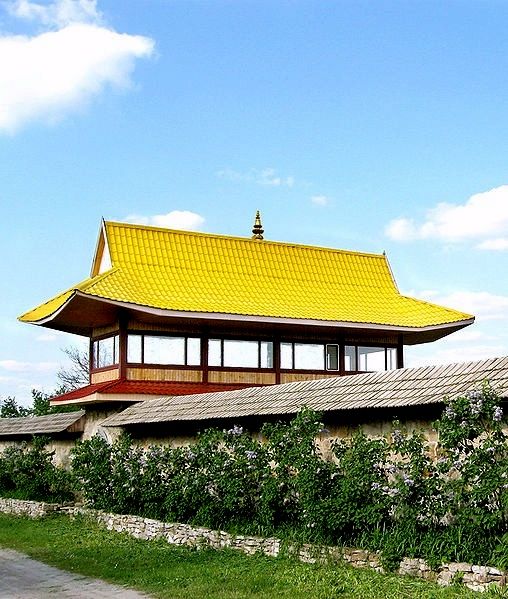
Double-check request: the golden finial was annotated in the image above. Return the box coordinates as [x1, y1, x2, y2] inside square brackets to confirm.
[252, 210, 264, 240]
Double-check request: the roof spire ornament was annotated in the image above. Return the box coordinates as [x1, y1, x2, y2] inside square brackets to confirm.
[252, 210, 264, 240]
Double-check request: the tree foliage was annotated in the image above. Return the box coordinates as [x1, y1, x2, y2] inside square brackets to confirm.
[0, 397, 31, 418]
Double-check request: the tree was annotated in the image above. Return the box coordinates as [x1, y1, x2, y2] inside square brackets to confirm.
[0, 396, 31, 418]
[56, 346, 89, 390]
[30, 388, 78, 415]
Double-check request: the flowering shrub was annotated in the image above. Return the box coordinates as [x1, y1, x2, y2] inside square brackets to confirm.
[68, 383, 507, 567]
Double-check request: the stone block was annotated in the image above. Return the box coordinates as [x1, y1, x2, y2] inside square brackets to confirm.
[448, 562, 472, 573]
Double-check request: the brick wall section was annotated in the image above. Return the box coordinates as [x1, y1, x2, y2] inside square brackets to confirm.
[1, 498, 506, 592]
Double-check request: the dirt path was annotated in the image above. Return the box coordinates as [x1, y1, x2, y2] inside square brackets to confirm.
[0, 547, 152, 598]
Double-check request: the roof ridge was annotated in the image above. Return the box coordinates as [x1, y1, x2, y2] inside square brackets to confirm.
[105, 220, 386, 260]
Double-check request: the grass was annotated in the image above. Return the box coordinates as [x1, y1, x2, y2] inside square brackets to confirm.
[0, 513, 506, 598]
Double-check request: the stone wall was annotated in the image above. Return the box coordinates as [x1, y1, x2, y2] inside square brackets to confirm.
[0, 497, 61, 518]
[1, 498, 506, 592]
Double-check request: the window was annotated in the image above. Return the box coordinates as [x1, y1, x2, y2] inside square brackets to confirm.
[145, 336, 185, 365]
[326, 345, 339, 371]
[208, 339, 222, 367]
[281, 342, 338, 371]
[344, 345, 357, 371]
[127, 334, 201, 366]
[280, 343, 293, 369]
[358, 346, 385, 371]
[127, 334, 142, 363]
[387, 347, 397, 370]
[92, 335, 119, 369]
[208, 339, 274, 368]
[294, 343, 324, 370]
[345, 345, 398, 372]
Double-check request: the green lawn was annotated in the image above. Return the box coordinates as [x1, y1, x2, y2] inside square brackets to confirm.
[0, 513, 504, 599]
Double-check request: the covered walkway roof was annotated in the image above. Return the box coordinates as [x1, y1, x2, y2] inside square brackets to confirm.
[102, 356, 508, 427]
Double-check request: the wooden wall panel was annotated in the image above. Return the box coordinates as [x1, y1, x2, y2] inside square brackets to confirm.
[128, 321, 185, 333]
[344, 335, 398, 345]
[126, 368, 202, 382]
[91, 368, 120, 383]
[92, 323, 119, 337]
[280, 373, 339, 383]
[208, 371, 276, 385]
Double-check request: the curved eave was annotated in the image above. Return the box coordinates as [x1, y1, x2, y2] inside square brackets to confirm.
[26, 290, 475, 343]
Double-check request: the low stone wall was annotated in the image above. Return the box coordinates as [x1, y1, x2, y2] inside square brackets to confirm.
[1, 499, 506, 592]
[63, 507, 507, 592]
[0, 497, 61, 518]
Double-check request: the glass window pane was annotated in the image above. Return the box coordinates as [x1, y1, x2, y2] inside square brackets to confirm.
[345, 346, 356, 371]
[358, 346, 385, 372]
[144, 336, 185, 365]
[127, 335, 142, 363]
[260, 342, 274, 368]
[92, 340, 99, 369]
[294, 343, 324, 370]
[97, 336, 114, 368]
[208, 339, 222, 366]
[223, 340, 259, 367]
[326, 345, 338, 371]
[386, 347, 397, 370]
[187, 338, 201, 366]
[113, 335, 119, 363]
[280, 343, 293, 369]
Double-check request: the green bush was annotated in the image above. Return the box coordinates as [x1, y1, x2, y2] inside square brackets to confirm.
[0, 437, 74, 502]
[70, 384, 508, 569]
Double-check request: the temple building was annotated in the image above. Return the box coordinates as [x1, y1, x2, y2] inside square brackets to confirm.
[19, 214, 474, 408]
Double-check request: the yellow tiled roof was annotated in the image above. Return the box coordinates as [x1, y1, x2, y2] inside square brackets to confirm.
[19, 221, 473, 328]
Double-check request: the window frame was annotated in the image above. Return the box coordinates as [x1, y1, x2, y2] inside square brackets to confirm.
[207, 338, 274, 369]
[344, 344, 398, 373]
[126, 333, 202, 367]
[281, 342, 339, 372]
[91, 334, 120, 371]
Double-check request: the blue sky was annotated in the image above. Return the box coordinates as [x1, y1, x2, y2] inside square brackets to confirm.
[2, 0, 508, 405]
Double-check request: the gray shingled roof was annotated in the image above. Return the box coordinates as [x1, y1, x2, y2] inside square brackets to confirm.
[0, 410, 85, 437]
[102, 357, 508, 427]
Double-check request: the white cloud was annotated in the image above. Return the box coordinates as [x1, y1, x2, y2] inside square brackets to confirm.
[0, 359, 58, 372]
[385, 217, 418, 242]
[36, 333, 58, 342]
[406, 344, 507, 368]
[7, 0, 101, 27]
[257, 168, 294, 187]
[386, 185, 508, 249]
[412, 289, 508, 322]
[217, 167, 294, 188]
[0, 1, 154, 133]
[476, 238, 508, 251]
[311, 195, 330, 207]
[124, 210, 205, 231]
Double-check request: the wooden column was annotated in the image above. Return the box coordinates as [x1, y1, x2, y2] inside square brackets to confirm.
[397, 334, 404, 369]
[118, 312, 128, 380]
